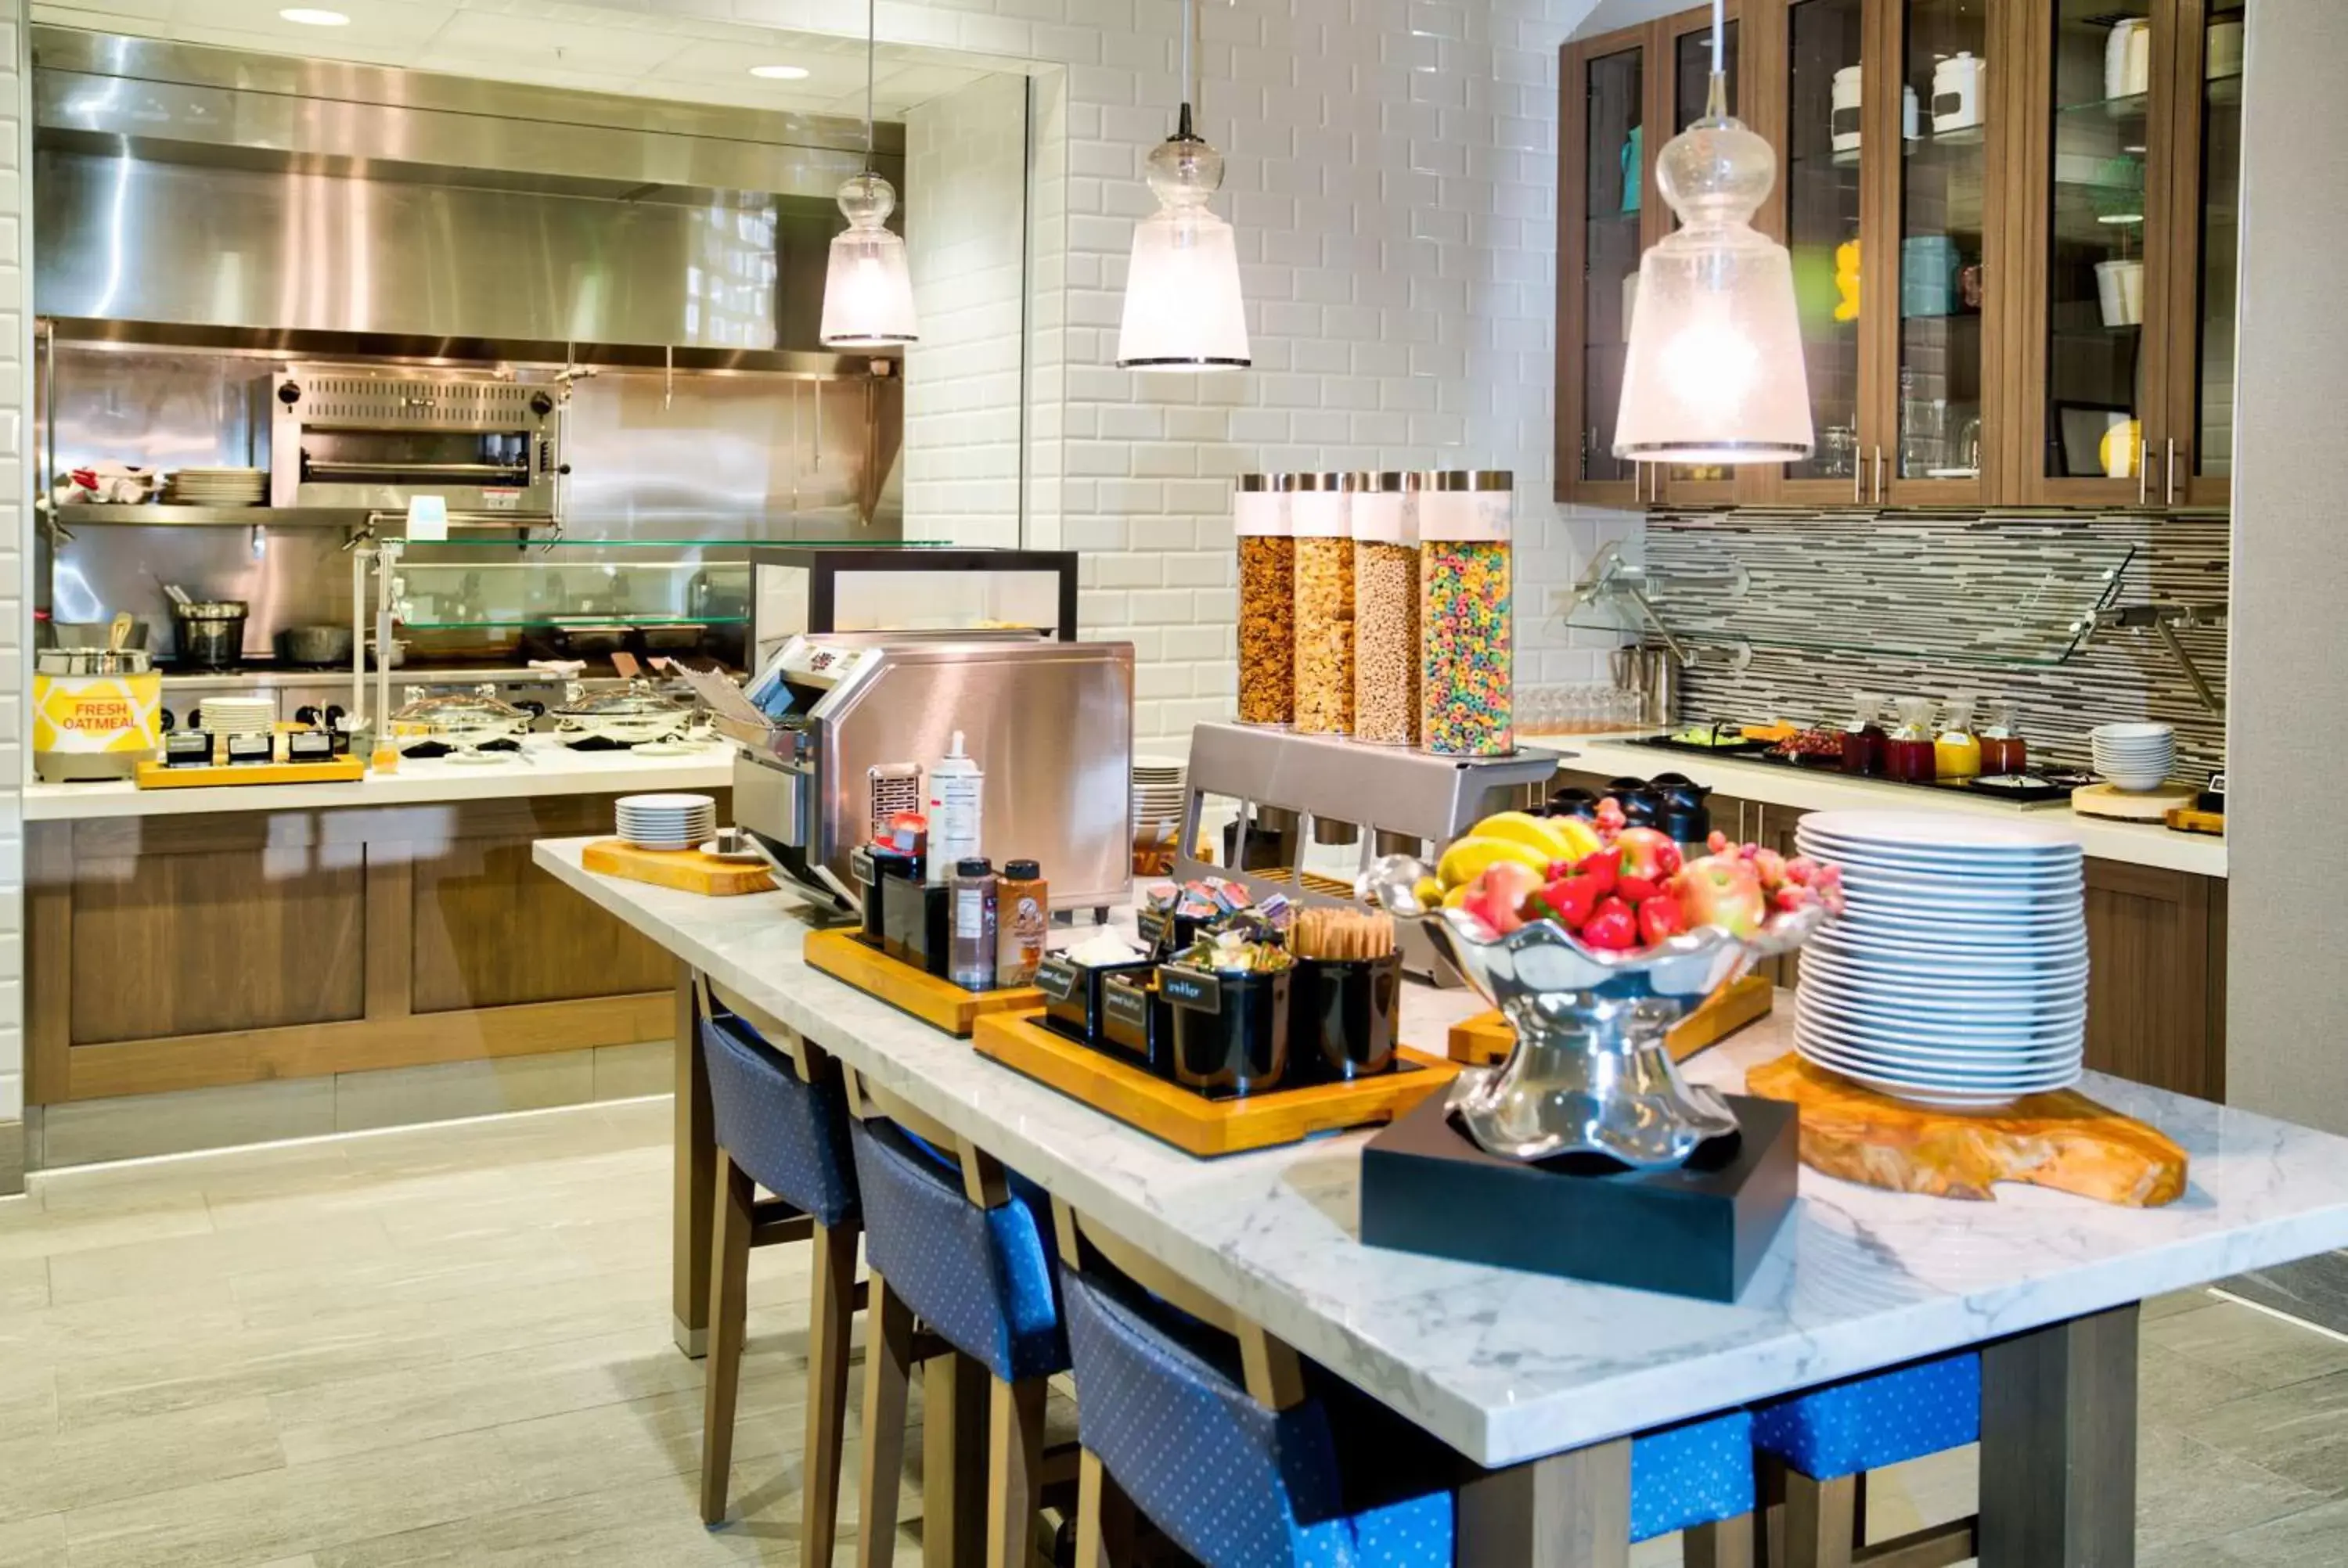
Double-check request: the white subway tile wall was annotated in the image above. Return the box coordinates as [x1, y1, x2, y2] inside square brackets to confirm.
[0, 0, 23, 1159]
[697, 0, 1633, 744]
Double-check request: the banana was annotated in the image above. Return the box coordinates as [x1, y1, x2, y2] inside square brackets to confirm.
[1435, 835, 1552, 889]
[1466, 810, 1605, 867]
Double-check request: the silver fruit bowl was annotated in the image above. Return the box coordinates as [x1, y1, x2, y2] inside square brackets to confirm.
[1362, 853, 1834, 1171]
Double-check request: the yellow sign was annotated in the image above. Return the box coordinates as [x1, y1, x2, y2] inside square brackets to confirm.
[34, 671, 163, 754]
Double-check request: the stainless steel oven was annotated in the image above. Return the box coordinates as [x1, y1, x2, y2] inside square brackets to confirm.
[269, 364, 562, 518]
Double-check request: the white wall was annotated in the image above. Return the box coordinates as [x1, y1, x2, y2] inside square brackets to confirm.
[2225, 0, 2346, 1131]
[0, 0, 25, 1188]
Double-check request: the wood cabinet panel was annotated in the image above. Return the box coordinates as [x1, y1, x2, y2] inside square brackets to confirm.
[2083, 858, 2224, 1100]
[409, 835, 674, 1012]
[68, 843, 366, 1045]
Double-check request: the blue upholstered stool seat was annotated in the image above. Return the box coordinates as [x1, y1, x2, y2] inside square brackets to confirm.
[1753, 1352, 1982, 1480]
[699, 1012, 859, 1228]
[847, 1115, 1069, 1381]
[1061, 1257, 1754, 1568]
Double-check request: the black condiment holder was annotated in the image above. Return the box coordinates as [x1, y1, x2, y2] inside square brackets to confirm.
[1036, 954, 1154, 1045]
[879, 874, 950, 977]
[1289, 953, 1402, 1084]
[1163, 963, 1291, 1099]
[1097, 972, 1176, 1077]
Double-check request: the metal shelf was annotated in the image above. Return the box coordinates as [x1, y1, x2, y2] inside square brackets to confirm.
[52, 503, 367, 527]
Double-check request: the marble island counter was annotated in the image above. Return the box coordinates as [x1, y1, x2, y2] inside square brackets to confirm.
[535, 835, 2348, 1475]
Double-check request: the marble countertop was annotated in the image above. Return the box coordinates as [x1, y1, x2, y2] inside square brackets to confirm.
[26, 738, 733, 820]
[535, 836, 2346, 1467]
[1547, 736, 2227, 879]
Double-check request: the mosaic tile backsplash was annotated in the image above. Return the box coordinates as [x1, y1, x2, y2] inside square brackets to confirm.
[1643, 509, 2227, 786]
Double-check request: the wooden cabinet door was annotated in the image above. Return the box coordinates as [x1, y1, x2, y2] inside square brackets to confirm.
[2004, 0, 2193, 505]
[2159, 0, 2245, 509]
[2082, 858, 2225, 1098]
[1558, 23, 1655, 507]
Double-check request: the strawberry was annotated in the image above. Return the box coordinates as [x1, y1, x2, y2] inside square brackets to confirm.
[1638, 897, 1688, 944]
[1784, 855, 1820, 886]
[1530, 873, 1601, 930]
[1579, 897, 1639, 951]
[1618, 872, 1662, 904]
[1575, 847, 1621, 898]
[1771, 883, 1817, 913]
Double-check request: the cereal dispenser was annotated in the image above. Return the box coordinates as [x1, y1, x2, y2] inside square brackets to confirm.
[1417, 470, 1514, 757]
[1233, 474, 1295, 727]
[1351, 472, 1418, 746]
[1290, 473, 1354, 735]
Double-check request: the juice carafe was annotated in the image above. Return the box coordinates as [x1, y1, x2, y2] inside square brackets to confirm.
[1935, 694, 1982, 782]
[1841, 690, 1887, 776]
[1979, 698, 2027, 776]
[1887, 697, 1939, 783]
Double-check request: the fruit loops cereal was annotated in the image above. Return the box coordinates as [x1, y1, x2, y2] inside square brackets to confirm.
[1421, 539, 1512, 755]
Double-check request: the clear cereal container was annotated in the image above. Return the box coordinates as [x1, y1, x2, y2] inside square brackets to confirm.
[1351, 472, 1418, 746]
[1233, 473, 1295, 727]
[1417, 470, 1514, 757]
[1290, 473, 1355, 735]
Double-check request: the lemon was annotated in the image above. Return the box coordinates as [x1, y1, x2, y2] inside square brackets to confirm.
[1467, 810, 1604, 866]
[1435, 836, 1551, 889]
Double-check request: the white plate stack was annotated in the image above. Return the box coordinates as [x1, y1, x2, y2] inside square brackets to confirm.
[617, 793, 717, 850]
[164, 468, 268, 507]
[1132, 756, 1188, 834]
[1792, 810, 2087, 1109]
[2090, 722, 2175, 791]
[198, 696, 275, 736]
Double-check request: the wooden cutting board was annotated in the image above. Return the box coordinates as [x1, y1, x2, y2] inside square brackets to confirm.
[1745, 1052, 2188, 1206]
[582, 838, 775, 896]
[1446, 973, 1775, 1067]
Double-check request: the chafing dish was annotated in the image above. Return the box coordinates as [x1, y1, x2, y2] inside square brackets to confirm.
[551, 679, 694, 748]
[386, 685, 534, 761]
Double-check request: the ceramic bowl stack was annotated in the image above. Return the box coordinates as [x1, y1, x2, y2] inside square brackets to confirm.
[163, 468, 268, 507]
[2091, 722, 2175, 790]
[1792, 810, 2087, 1109]
[1132, 756, 1188, 833]
[617, 793, 717, 850]
[198, 696, 275, 737]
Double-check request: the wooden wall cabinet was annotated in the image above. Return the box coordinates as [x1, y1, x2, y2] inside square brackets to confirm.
[1559, 0, 2245, 512]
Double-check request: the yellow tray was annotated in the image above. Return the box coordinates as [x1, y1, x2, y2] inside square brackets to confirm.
[804, 926, 1044, 1038]
[135, 757, 366, 789]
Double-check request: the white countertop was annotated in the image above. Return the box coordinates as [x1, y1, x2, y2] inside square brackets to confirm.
[25, 737, 733, 820]
[1545, 735, 2227, 878]
[535, 836, 2346, 1468]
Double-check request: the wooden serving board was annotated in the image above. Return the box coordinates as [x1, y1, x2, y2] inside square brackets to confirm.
[2165, 805, 2225, 836]
[135, 757, 366, 789]
[974, 1009, 1459, 1156]
[582, 838, 775, 897]
[1745, 1052, 2188, 1206]
[1446, 973, 1775, 1067]
[804, 926, 1042, 1038]
[2071, 782, 2194, 821]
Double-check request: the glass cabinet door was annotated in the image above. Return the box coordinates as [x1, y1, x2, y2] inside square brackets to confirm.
[1776, 0, 1869, 497]
[1656, 7, 1741, 500]
[2170, 0, 2242, 506]
[1558, 31, 1648, 502]
[1885, 0, 1992, 497]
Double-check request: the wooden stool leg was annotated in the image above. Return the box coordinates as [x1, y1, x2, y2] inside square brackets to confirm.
[1684, 1513, 1758, 1568]
[924, 1350, 990, 1568]
[986, 1375, 1048, 1568]
[799, 1217, 860, 1564]
[1075, 1449, 1140, 1568]
[1781, 1470, 1859, 1568]
[856, 1274, 918, 1568]
[698, 1153, 754, 1526]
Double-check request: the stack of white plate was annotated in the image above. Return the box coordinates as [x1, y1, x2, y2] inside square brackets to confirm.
[1132, 756, 1188, 832]
[617, 793, 717, 850]
[199, 696, 275, 735]
[2091, 722, 2174, 791]
[164, 467, 267, 507]
[1792, 810, 2087, 1109]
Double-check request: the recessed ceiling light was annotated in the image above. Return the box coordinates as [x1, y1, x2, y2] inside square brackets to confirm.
[749, 63, 810, 80]
[279, 7, 351, 23]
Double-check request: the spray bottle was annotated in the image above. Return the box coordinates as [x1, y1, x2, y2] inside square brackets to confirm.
[930, 729, 985, 881]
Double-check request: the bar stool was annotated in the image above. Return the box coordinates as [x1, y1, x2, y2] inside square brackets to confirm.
[693, 978, 864, 1563]
[844, 1066, 1073, 1568]
[1053, 1198, 1759, 1568]
[1752, 1352, 1982, 1568]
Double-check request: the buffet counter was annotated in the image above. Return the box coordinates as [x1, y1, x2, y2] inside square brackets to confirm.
[1552, 736, 2227, 878]
[532, 835, 2348, 1533]
[23, 735, 732, 820]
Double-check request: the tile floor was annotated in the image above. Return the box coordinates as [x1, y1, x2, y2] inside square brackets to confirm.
[0, 1098, 2339, 1566]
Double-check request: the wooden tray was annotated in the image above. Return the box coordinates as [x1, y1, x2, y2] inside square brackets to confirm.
[582, 838, 775, 897]
[974, 1009, 1459, 1156]
[804, 926, 1043, 1038]
[135, 757, 366, 789]
[1745, 1052, 2188, 1205]
[1446, 973, 1775, 1067]
[2071, 782, 2194, 821]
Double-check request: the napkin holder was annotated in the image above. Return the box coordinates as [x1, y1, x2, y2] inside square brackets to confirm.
[1359, 1091, 1798, 1301]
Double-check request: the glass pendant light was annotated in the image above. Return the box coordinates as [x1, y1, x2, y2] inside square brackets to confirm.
[1115, 0, 1249, 370]
[1614, 0, 1810, 465]
[819, 0, 917, 347]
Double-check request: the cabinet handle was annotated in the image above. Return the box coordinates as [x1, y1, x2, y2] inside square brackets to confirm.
[1853, 448, 1864, 504]
[2166, 437, 2179, 508]
[2137, 436, 2149, 506]
[1873, 445, 1885, 505]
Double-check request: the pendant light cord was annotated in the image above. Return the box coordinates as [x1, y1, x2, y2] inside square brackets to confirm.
[1712, 0, 1724, 74]
[1176, 0, 1197, 141]
[863, 0, 877, 174]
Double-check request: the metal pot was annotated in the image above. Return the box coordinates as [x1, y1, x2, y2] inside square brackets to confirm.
[37, 646, 153, 676]
[366, 638, 408, 669]
[275, 624, 355, 667]
[49, 619, 150, 650]
[171, 600, 249, 670]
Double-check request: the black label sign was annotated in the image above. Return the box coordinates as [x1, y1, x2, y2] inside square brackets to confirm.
[165, 730, 212, 765]
[849, 844, 876, 887]
[1135, 909, 1170, 955]
[286, 729, 333, 762]
[225, 732, 273, 764]
[1033, 955, 1081, 1005]
[1100, 980, 1151, 1050]
[1158, 965, 1222, 1014]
